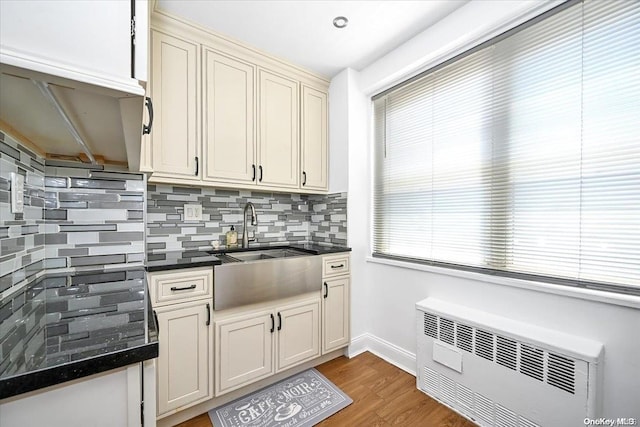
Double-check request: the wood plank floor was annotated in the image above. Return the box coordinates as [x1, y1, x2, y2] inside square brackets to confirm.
[176, 351, 476, 427]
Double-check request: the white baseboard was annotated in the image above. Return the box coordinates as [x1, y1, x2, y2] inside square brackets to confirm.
[348, 333, 417, 376]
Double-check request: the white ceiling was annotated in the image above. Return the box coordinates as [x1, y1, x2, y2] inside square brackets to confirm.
[156, 0, 468, 78]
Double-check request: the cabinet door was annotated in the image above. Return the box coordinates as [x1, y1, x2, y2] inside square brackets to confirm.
[203, 49, 256, 184]
[322, 277, 350, 353]
[216, 311, 274, 395]
[276, 299, 320, 372]
[151, 30, 200, 179]
[0, 0, 134, 88]
[258, 70, 299, 188]
[301, 86, 328, 191]
[156, 301, 212, 416]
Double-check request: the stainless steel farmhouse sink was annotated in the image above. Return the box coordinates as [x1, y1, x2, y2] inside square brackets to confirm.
[222, 248, 311, 262]
[210, 248, 321, 310]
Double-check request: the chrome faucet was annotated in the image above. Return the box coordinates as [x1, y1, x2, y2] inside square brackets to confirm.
[242, 202, 258, 248]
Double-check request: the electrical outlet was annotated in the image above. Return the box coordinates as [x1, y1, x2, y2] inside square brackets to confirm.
[184, 204, 203, 221]
[10, 172, 24, 214]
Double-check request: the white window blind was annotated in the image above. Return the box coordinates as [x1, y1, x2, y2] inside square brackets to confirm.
[373, 0, 640, 292]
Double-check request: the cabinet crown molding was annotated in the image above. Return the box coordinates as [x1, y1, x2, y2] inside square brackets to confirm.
[150, 8, 329, 90]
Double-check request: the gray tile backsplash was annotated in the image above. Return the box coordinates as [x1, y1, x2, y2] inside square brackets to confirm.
[2, 133, 347, 298]
[0, 132, 46, 296]
[43, 167, 145, 271]
[1, 133, 145, 298]
[308, 193, 348, 245]
[147, 184, 347, 253]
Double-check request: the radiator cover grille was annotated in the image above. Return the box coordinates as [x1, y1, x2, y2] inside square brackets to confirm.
[423, 313, 577, 395]
[417, 301, 601, 427]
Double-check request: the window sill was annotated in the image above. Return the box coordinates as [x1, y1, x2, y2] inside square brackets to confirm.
[365, 256, 640, 310]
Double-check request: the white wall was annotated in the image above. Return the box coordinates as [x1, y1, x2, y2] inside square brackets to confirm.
[328, 69, 349, 194]
[336, 0, 640, 419]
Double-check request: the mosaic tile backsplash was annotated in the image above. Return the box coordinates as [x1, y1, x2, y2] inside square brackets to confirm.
[0, 132, 46, 296]
[2, 132, 347, 298]
[0, 269, 147, 377]
[147, 184, 347, 253]
[43, 167, 146, 271]
[1, 133, 146, 298]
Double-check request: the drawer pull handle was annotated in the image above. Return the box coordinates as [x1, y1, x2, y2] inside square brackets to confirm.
[324, 282, 328, 299]
[270, 313, 275, 333]
[206, 303, 211, 326]
[330, 264, 345, 269]
[277, 312, 282, 331]
[170, 284, 197, 292]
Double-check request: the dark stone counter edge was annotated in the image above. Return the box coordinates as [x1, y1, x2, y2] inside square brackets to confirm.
[146, 258, 222, 272]
[145, 245, 351, 272]
[0, 341, 158, 400]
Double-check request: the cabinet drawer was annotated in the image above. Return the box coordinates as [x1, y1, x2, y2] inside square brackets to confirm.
[322, 254, 350, 277]
[149, 267, 213, 306]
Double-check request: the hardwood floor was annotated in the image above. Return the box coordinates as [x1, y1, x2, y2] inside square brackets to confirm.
[176, 351, 476, 427]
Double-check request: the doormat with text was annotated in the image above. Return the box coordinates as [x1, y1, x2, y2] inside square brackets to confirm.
[209, 368, 352, 427]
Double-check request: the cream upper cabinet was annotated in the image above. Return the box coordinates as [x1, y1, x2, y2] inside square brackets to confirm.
[203, 48, 256, 184]
[150, 30, 201, 180]
[276, 299, 320, 372]
[147, 12, 329, 193]
[258, 69, 299, 188]
[215, 311, 274, 395]
[155, 300, 213, 417]
[301, 86, 328, 191]
[0, 0, 147, 92]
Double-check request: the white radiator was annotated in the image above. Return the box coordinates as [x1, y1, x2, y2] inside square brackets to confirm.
[416, 298, 603, 427]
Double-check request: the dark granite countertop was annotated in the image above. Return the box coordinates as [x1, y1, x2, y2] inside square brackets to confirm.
[145, 243, 350, 272]
[287, 243, 352, 255]
[146, 250, 223, 272]
[0, 268, 158, 399]
[208, 242, 351, 256]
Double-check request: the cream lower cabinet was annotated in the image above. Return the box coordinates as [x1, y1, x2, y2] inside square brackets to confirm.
[322, 277, 350, 353]
[321, 254, 351, 354]
[148, 267, 214, 419]
[277, 299, 320, 371]
[215, 296, 320, 396]
[155, 301, 213, 416]
[215, 310, 274, 395]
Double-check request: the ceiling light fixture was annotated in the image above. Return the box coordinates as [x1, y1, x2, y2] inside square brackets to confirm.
[333, 16, 348, 29]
